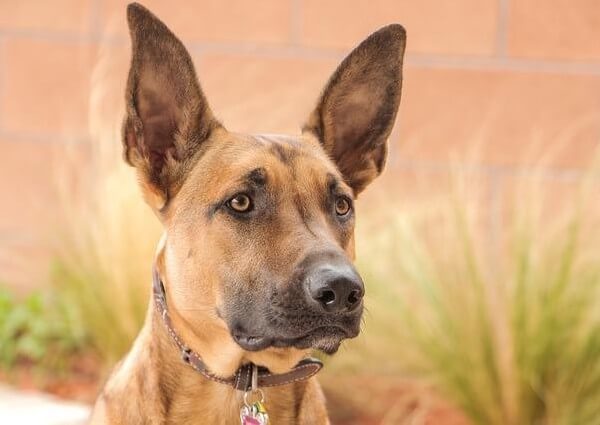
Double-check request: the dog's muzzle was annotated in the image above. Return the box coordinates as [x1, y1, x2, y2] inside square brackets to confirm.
[229, 251, 365, 354]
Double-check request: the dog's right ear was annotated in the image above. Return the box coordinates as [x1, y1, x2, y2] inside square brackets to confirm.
[303, 25, 405, 196]
[123, 3, 220, 211]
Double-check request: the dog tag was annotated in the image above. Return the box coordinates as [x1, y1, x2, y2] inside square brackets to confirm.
[240, 401, 269, 425]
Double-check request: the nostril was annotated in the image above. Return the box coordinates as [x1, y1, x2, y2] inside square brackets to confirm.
[347, 289, 362, 308]
[316, 288, 337, 306]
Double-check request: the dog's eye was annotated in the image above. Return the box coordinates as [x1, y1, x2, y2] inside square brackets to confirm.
[334, 196, 352, 216]
[227, 194, 253, 213]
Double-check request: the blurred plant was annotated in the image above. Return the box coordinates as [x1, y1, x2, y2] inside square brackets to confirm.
[49, 46, 161, 365]
[336, 162, 600, 425]
[0, 286, 84, 371]
[49, 130, 160, 365]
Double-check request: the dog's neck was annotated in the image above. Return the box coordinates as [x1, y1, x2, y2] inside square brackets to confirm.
[149, 306, 244, 423]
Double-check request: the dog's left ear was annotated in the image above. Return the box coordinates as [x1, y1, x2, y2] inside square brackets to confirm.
[123, 3, 221, 211]
[303, 25, 406, 195]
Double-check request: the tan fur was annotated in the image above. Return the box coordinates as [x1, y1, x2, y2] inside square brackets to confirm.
[91, 3, 405, 424]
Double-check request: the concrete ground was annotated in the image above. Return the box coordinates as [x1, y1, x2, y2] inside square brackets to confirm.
[0, 385, 90, 425]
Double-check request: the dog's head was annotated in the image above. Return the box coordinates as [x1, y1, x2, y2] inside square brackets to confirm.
[123, 3, 405, 375]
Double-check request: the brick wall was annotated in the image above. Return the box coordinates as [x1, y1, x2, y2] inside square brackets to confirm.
[1, 0, 599, 289]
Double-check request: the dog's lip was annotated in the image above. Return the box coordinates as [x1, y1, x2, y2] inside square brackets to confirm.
[232, 325, 355, 353]
[273, 326, 350, 353]
[232, 333, 272, 351]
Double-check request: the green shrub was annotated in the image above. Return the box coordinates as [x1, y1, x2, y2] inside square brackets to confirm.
[0, 286, 83, 371]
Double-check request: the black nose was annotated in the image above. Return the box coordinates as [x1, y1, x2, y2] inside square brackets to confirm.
[305, 259, 364, 313]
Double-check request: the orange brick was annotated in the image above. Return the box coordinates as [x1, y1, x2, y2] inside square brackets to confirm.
[0, 139, 59, 291]
[0, 139, 99, 292]
[0, 39, 96, 138]
[0, 241, 53, 294]
[195, 53, 338, 134]
[507, 0, 600, 61]
[395, 67, 600, 168]
[0, 0, 91, 34]
[300, 0, 498, 55]
[0, 140, 60, 235]
[99, 0, 291, 44]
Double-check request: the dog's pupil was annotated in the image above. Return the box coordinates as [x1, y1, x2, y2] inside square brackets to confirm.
[336, 198, 349, 215]
[233, 195, 249, 211]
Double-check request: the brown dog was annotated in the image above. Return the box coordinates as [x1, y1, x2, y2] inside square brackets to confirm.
[90, 3, 405, 424]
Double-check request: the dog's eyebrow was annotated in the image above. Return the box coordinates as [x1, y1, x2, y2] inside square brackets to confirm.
[245, 167, 267, 187]
[269, 143, 297, 165]
[205, 168, 267, 220]
[327, 173, 354, 199]
[327, 173, 343, 193]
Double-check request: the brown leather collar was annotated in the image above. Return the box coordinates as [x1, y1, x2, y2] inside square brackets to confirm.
[152, 267, 323, 392]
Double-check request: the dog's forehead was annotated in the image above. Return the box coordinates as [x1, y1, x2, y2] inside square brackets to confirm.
[181, 131, 344, 203]
[248, 133, 343, 183]
[252, 133, 320, 160]
[212, 132, 339, 176]
[253, 133, 303, 146]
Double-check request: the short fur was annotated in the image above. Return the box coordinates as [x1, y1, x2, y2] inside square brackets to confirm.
[90, 3, 405, 424]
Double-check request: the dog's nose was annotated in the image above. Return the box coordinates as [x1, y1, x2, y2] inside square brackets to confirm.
[305, 260, 364, 313]
[309, 274, 364, 312]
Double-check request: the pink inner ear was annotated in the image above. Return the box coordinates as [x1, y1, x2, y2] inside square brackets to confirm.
[136, 74, 181, 160]
[143, 114, 176, 149]
[126, 125, 138, 152]
[331, 84, 380, 154]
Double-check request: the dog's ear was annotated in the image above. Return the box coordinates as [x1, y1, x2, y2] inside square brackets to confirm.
[303, 25, 406, 195]
[123, 3, 221, 210]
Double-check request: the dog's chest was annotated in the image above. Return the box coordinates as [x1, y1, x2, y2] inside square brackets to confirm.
[166, 385, 298, 425]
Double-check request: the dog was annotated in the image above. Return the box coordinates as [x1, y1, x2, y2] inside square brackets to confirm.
[90, 3, 405, 424]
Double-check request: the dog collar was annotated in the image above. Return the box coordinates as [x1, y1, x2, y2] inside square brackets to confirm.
[152, 266, 323, 392]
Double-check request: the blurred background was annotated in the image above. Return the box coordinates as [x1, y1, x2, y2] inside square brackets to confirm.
[0, 1, 599, 424]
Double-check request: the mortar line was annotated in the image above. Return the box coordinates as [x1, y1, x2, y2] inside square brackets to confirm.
[188, 42, 600, 76]
[391, 157, 591, 182]
[0, 232, 39, 245]
[3, 26, 600, 76]
[405, 54, 600, 76]
[0, 129, 90, 145]
[0, 28, 123, 45]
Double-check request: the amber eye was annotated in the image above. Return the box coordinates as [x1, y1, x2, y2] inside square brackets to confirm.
[334, 196, 352, 216]
[227, 194, 253, 213]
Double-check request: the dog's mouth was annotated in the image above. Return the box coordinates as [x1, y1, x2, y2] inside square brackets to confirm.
[232, 326, 356, 354]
